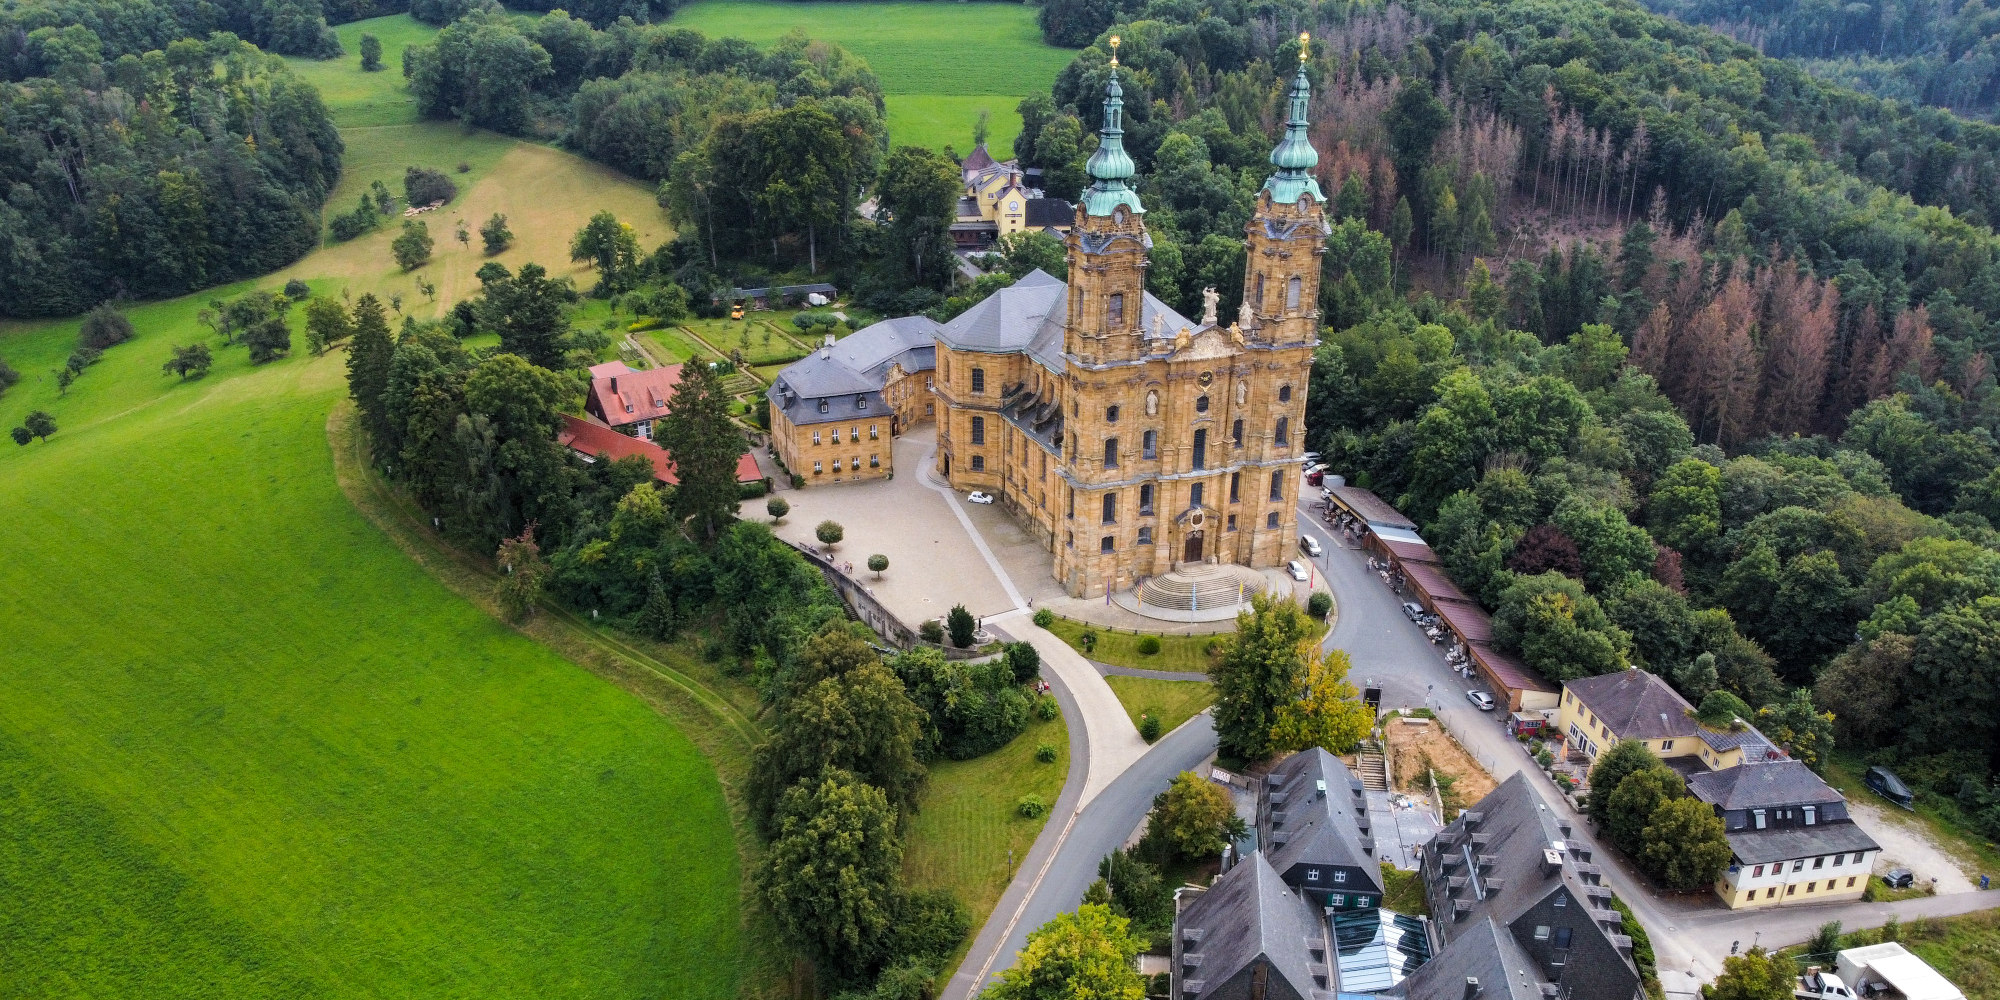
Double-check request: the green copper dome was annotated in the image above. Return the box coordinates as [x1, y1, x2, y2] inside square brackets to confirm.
[1263, 62, 1325, 205]
[1082, 65, 1144, 218]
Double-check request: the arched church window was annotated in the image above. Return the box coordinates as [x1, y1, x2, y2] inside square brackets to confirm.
[1287, 275, 1302, 311]
[1142, 430, 1157, 459]
[1195, 395, 1209, 413]
[1109, 293, 1125, 327]
[1275, 416, 1289, 446]
[1254, 274, 1265, 309]
[1279, 384, 1293, 403]
[1104, 438, 1119, 467]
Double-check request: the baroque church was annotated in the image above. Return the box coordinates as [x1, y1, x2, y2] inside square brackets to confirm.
[768, 39, 1327, 599]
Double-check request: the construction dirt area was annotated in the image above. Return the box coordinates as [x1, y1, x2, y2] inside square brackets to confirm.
[1385, 717, 1497, 819]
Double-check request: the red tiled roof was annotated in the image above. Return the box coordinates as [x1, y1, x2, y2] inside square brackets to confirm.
[558, 415, 762, 485]
[1469, 643, 1558, 695]
[1379, 537, 1438, 565]
[589, 363, 683, 429]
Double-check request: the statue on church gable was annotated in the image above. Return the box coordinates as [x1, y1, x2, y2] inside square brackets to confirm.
[1200, 286, 1219, 326]
[1151, 310, 1163, 342]
[1237, 298, 1255, 332]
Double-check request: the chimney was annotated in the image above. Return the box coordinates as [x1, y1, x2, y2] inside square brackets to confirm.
[1465, 978, 1482, 1000]
[609, 376, 619, 394]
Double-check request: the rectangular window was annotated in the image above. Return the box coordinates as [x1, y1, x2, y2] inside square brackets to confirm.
[1192, 429, 1206, 470]
[870, 425, 879, 440]
[813, 461, 822, 474]
[1661, 740, 1674, 750]
[1138, 527, 1153, 545]
[1753, 865, 1765, 878]
[1804, 806, 1817, 826]
[870, 454, 880, 468]
[1307, 869, 1321, 882]
[1333, 871, 1347, 883]
[971, 417, 985, 445]
[1553, 927, 1572, 949]
[1787, 884, 1797, 895]
[1847, 877, 1857, 888]
[1104, 438, 1119, 468]
[1832, 854, 1844, 866]
[1355, 897, 1371, 908]
[831, 428, 842, 444]
[813, 431, 821, 445]
[1100, 535, 1114, 554]
[1139, 484, 1153, 515]
[971, 368, 985, 394]
[971, 455, 985, 471]
[1227, 514, 1237, 531]
[1806, 882, 1816, 893]
[1102, 494, 1117, 524]
[1191, 484, 1204, 508]
[1230, 473, 1240, 503]
[1108, 292, 1124, 327]
[1792, 860, 1805, 872]
[1813, 857, 1825, 869]
[850, 427, 858, 441]
[1270, 471, 1284, 501]
[1534, 926, 1551, 941]
[1768, 888, 1779, 899]
[832, 459, 842, 472]
[1329, 894, 1344, 907]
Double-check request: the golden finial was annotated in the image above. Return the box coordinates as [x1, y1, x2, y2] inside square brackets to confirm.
[1109, 34, 1120, 66]
[1299, 32, 1310, 61]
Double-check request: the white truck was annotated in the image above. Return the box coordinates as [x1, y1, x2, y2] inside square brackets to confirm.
[1796, 967, 1855, 1000]
[1797, 944, 1967, 1000]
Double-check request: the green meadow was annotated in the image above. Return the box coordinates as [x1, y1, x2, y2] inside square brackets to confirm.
[670, 0, 1078, 153]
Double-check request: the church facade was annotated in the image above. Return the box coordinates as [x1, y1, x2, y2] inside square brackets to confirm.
[768, 41, 1328, 599]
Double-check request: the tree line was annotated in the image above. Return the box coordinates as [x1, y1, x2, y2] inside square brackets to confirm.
[0, 32, 343, 317]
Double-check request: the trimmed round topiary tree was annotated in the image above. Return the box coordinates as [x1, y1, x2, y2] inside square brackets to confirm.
[1032, 607, 1056, 628]
[867, 554, 888, 578]
[816, 519, 843, 550]
[1308, 591, 1333, 619]
[766, 496, 789, 523]
[1140, 714, 1163, 743]
[1136, 635, 1162, 655]
[1017, 794, 1048, 818]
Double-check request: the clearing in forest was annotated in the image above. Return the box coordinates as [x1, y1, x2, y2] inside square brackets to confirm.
[670, 0, 1078, 153]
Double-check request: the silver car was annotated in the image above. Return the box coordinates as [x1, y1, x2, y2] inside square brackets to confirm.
[1286, 560, 1310, 582]
[1466, 690, 1496, 711]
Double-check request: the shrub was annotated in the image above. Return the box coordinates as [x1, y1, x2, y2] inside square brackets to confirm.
[1033, 607, 1056, 628]
[404, 165, 457, 207]
[1136, 635, 1162, 655]
[1017, 794, 1048, 818]
[1078, 630, 1098, 653]
[947, 604, 976, 648]
[1035, 743, 1058, 763]
[1036, 694, 1059, 720]
[456, 161, 471, 173]
[920, 619, 945, 644]
[1140, 715, 1163, 742]
[78, 303, 135, 350]
[1204, 638, 1226, 656]
[282, 278, 311, 300]
[1005, 641, 1041, 684]
[1307, 591, 1333, 619]
[359, 32, 382, 70]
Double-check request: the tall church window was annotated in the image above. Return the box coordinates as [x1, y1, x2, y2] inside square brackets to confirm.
[971, 368, 986, 394]
[1139, 484, 1154, 515]
[1287, 275, 1302, 311]
[1193, 429, 1207, 470]
[1275, 416, 1289, 446]
[971, 416, 985, 445]
[1254, 274, 1265, 310]
[1104, 438, 1119, 467]
[1230, 472, 1240, 503]
[1142, 430, 1157, 459]
[1270, 470, 1284, 501]
[1232, 419, 1243, 446]
[1102, 494, 1117, 523]
[1109, 293, 1125, 327]
[1191, 483, 1204, 507]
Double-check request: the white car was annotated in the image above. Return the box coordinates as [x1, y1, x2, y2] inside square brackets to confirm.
[1466, 690, 1497, 711]
[1286, 560, 1310, 582]
[967, 491, 995, 505]
[1299, 535, 1323, 557]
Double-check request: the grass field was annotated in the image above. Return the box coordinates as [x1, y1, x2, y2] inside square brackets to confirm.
[1782, 910, 2000, 998]
[1103, 676, 1215, 736]
[669, 0, 1077, 152]
[0, 304, 741, 998]
[1044, 617, 1226, 673]
[288, 15, 436, 127]
[904, 711, 1069, 969]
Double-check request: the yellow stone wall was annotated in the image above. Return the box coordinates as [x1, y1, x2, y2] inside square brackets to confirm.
[770, 408, 895, 484]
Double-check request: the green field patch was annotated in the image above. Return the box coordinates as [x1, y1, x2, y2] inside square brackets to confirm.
[1044, 617, 1227, 673]
[904, 711, 1069, 971]
[638, 328, 713, 365]
[669, 0, 1075, 152]
[285, 15, 439, 128]
[1103, 675, 1215, 736]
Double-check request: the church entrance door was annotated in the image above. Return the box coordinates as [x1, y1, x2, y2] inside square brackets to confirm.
[1183, 530, 1204, 563]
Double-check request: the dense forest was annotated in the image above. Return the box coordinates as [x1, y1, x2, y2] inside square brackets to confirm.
[1638, 0, 2000, 121]
[0, 32, 342, 316]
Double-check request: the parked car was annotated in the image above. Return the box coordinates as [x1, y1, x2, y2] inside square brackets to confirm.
[967, 491, 995, 505]
[1466, 690, 1497, 711]
[1402, 602, 1425, 621]
[1884, 867, 1916, 889]
[1286, 560, 1310, 582]
[1864, 765, 1916, 809]
[1302, 451, 1321, 465]
[1299, 534, 1323, 557]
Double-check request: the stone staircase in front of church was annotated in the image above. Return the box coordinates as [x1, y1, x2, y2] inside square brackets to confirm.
[1136, 562, 1268, 613]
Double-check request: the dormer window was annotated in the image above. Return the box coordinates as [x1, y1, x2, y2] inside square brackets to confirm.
[818, 400, 829, 414]
[857, 396, 868, 410]
[1333, 870, 1347, 883]
[1307, 869, 1321, 882]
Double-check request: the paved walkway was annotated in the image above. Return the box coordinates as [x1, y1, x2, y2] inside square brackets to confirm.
[1091, 660, 1210, 682]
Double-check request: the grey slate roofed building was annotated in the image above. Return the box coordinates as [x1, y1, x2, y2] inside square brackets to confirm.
[1260, 748, 1384, 910]
[1563, 669, 1698, 742]
[936, 268, 1197, 374]
[1686, 758, 1881, 870]
[1175, 851, 1332, 1000]
[1419, 774, 1642, 1000]
[1025, 197, 1075, 227]
[1390, 916, 1551, 1000]
[767, 316, 940, 427]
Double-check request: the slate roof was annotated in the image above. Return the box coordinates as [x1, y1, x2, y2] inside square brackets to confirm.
[1025, 197, 1074, 227]
[1686, 760, 1842, 811]
[936, 268, 1198, 374]
[1724, 823, 1882, 865]
[768, 316, 940, 427]
[588, 362, 682, 428]
[1264, 748, 1379, 886]
[1564, 669, 1697, 742]
[1391, 916, 1547, 1000]
[1177, 852, 1327, 1000]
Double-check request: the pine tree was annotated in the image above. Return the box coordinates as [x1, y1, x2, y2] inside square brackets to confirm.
[346, 293, 397, 457]
[659, 360, 744, 543]
[637, 567, 676, 640]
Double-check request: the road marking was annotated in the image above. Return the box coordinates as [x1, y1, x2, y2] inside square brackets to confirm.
[962, 804, 1085, 999]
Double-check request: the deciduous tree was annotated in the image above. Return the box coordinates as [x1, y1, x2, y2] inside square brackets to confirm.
[1211, 594, 1316, 761]
[757, 767, 903, 983]
[1269, 648, 1376, 754]
[985, 904, 1145, 1000]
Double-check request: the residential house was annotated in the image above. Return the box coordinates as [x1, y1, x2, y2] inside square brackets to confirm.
[1555, 668, 1777, 772]
[1173, 851, 1332, 1000]
[1687, 760, 1880, 908]
[1418, 774, 1643, 1000]
[1260, 748, 1385, 911]
[1388, 916, 1551, 1000]
[585, 361, 680, 441]
[950, 142, 1075, 250]
[557, 414, 764, 487]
